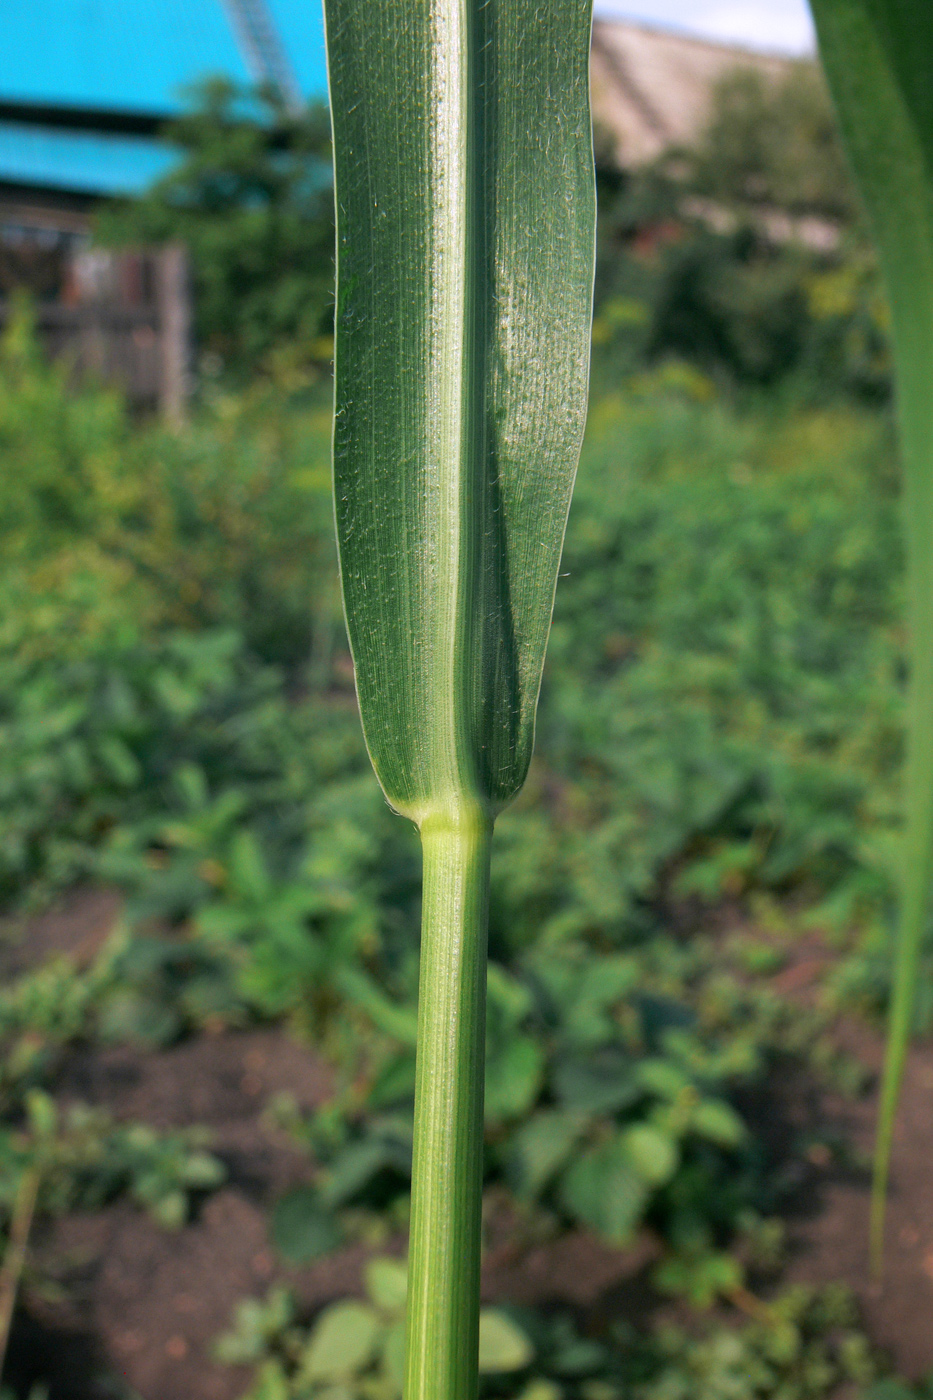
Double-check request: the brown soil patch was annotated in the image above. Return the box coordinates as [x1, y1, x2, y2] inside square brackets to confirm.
[0, 889, 121, 978]
[782, 1019, 933, 1379]
[18, 1025, 344, 1400]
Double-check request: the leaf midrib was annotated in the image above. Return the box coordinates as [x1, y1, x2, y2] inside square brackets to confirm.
[424, 0, 487, 825]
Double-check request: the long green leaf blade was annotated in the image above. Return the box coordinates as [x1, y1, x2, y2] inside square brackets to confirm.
[809, 0, 933, 1265]
[324, 0, 596, 826]
[324, 3, 595, 1395]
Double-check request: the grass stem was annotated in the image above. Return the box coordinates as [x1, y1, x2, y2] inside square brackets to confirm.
[0, 1166, 39, 1382]
[404, 807, 493, 1400]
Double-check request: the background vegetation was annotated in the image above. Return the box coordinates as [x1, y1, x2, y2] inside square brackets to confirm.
[95, 80, 335, 375]
[0, 56, 927, 1400]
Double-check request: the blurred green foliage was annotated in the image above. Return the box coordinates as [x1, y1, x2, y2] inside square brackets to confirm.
[540, 391, 901, 927]
[0, 299, 913, 1390]
[0, 1088, 224, 1232]
[270, 939, 789, 1288]
[215, 1256, 536, 1399]
[593, 64, 889, 399]
[677, 64, 855, 219]
[216, 1272, 900, 1400]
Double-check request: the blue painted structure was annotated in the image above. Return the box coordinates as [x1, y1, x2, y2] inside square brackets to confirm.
[0, 0, 328, 199]
[0, 124, 178, 198]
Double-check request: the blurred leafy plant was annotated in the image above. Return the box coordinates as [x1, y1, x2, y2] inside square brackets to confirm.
[681, 64, 856, 220]
[217, 1274, 894, 1400]
[0, 1089, 224, 1232]
[216, 1257, 535, 1400]
[0, 316, 914, 1348]
[592, 62, 889, 401]
[268, 944, 802, 1304]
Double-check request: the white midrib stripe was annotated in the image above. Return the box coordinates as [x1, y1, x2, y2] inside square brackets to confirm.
[425, 0, 478, 820]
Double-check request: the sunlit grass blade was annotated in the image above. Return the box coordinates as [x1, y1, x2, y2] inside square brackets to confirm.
[323, 0, 596, 1393]
[809, 0, 933, 1268]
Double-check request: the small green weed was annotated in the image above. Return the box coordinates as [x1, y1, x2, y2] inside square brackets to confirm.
[216, 1257, 534, 1400]
[217, 1269, 900, 1400]
[0, 1089, 224, 1232]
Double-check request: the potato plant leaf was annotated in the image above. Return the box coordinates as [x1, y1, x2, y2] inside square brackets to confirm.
[809, 0, 933, 1265]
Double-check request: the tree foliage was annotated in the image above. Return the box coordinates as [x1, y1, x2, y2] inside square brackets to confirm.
[683, 63, 858, 221]
[592, 61, 888, 399]
[95, 80, 334, 374]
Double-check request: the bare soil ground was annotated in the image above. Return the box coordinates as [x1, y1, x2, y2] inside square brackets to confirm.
[2, 894, 933, 1399]
[784, 1017, 933, 1378]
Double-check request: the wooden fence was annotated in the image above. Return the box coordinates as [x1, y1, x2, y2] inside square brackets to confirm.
[0, 244, 191, 422]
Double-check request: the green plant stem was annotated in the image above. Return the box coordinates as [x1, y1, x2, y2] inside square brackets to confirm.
[405, 807, 493, 1400]
[0, 1167, 39, 1380]
[870, 293, 933, 1271]
[807, 0, 933, 1272]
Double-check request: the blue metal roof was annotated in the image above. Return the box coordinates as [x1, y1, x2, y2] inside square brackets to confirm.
[0, 0, 328, 116]
[0, 1, 328, 199]
[0, 122, 176, 196]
